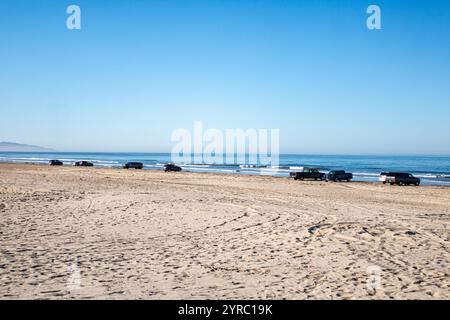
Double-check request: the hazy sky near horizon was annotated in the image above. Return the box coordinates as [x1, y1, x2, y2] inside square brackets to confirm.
[0, 0, 449, 154]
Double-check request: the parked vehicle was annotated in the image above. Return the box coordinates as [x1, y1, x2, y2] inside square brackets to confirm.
[382, 172, 420, 186]
[123, 162, 144, 169]
[326, 170, 353, 182]
[49, 160, 63, 166]
[74, 161, 94, 167]
[379, 172, 390, 183]
[291, 168, 325, 181]
[164, 164, 182, 172]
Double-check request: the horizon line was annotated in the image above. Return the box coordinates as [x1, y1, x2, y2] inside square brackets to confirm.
[1, 150, 450, 158]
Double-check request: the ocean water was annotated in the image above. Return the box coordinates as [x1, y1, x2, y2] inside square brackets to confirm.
[1, 152, 450, 186]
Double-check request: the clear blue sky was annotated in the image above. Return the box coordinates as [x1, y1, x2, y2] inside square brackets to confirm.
[0, 0, 449, 154]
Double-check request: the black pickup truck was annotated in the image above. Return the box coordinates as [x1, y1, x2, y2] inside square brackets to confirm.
[326, 170, 353, 182]
[74, 161, 94, 167]
[291, 168, 325, 181]
[49, 160, 63, 166]
[380, 172, 420, 186]
[164, 164, 182, 172]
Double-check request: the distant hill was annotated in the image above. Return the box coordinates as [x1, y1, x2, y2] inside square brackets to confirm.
[0, 142, 54, 152]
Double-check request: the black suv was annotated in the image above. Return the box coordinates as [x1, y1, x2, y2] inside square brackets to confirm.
[291, 168, 325, 181]
[74, 161, 94, 167]
[164, 164, 182, 172]
[382, 172, 420, 186]
[124, 162, 144, 169]
[326, 170, 353, 182]
[49, 160, 63, 166]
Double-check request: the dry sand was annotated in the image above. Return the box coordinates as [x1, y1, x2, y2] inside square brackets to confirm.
[0, 163, 449, 299]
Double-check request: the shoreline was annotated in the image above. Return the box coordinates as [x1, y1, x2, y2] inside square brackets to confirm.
[0, 161, 449, 188]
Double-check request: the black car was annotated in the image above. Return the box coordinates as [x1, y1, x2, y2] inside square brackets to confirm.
[326, 170, 353, 182]
[49, 160, 63, 166]
[124, 162, 144, 169]
[164, 164, 182, 172]
[74, 161, 94, 167]
[291, 168, 325, 181]
[383, 172, 420, 186]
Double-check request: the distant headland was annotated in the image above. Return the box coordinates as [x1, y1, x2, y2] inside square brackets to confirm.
[0, 142, 54, 152]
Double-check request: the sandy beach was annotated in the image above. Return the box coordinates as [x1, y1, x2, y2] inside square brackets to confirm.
[0, 163, 449, 299]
